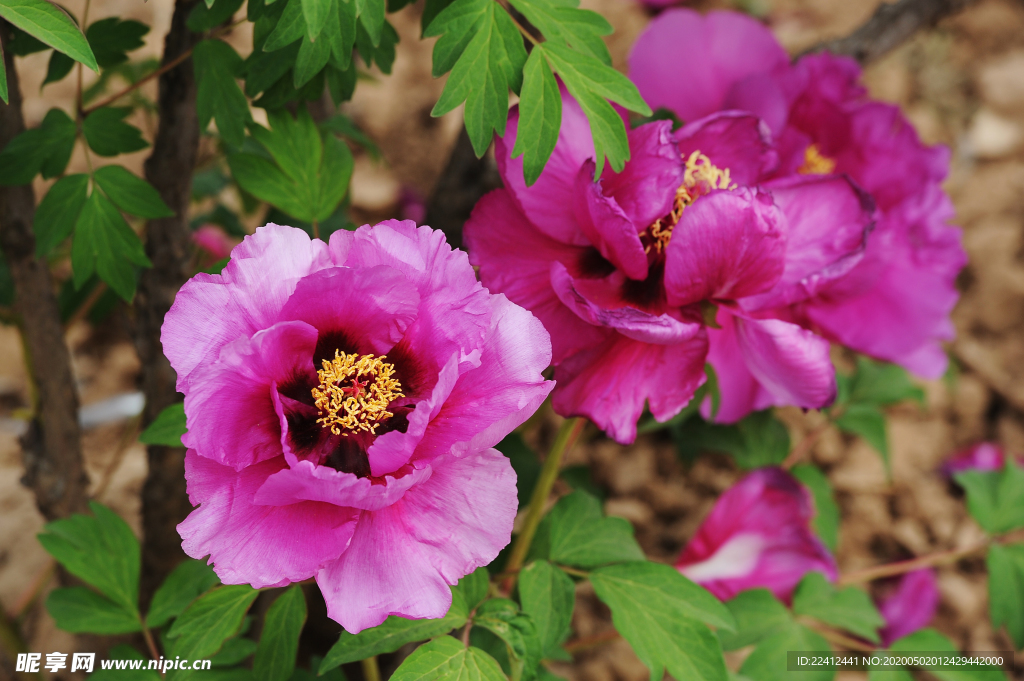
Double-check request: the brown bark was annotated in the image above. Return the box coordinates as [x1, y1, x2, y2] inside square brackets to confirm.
[134, 0, 203, 604]
[0, 21, 87, 521]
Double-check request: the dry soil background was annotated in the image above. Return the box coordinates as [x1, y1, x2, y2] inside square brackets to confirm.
[1, 0, 1024, 679]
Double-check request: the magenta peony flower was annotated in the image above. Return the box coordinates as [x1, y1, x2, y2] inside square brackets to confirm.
[942, 442, 1023, 476]
[192, 224, 234, 262]
[162, 222, 553, 633]
[465, 86, 873, 439]
[630, 9, 966, 384]
[876, 569, 939, 646]
[675, 467, 837, 602]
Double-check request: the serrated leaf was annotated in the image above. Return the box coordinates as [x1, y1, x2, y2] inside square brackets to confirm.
[835, 403, 889, 469]
[792, 572, 884, 643]
[473, 599, 542, 681]
[518, 560, 574, 659]
[591, 562, 730, 681]
[674, 409, 790, 470]
[38, 502, 140, 614]
[717, 589, 792, 651]
[167, 585, 259, 659]
[146, 558, 220, 629]
[532, 490, 644, 569]
[194, 39, 250, 149]
[254, 586, 306, 681]
[455, 567, 490, 613]
[356, 0, 384, 46]
[0, 0, 98, 71]
[188, 0, 244, 32]
[0, 107, 76, 184]
[390, 637, 507, 681]
[33, 173, 88, 256]
[427, 0, 526, 157]
[506, 0, 611, 63]
[955, 461, 1024, 534]
[740, 624, 833, 681]
[319, 588, 468, 673]
[47, 586, 142, 634]
[71, 189, 151, 300]
[987, 544, 1024, 648]
[86, 17, 148, 68]
[139, 402, 188, 448]
[791, 464, 840, 552]
[83, 107, 149, 156]
[511, 48, 560, 187]
[94, 165, 174, 218]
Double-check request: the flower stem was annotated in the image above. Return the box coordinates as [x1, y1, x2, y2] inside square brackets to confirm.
[361, 656, 382, 681]
[502, 417, 585, 592]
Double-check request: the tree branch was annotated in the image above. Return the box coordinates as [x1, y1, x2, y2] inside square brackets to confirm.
[802, 0, 977, 65]
[0, 21, 88, 521]
[133, 0, 203, 605]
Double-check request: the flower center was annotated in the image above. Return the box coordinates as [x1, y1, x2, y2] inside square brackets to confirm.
[798, 144, 836, 175]
[645, 150, 737, 254]
[312, 351, 404, 436]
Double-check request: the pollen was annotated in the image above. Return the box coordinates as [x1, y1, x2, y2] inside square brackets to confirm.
[798, 144, 836, 175]
[311, 351, 404, 436]
[646, 151, 737, 254]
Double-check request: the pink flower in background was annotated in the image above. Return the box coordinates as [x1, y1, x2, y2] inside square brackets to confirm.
[192, 224, 234, 263]
[465, 86, 873, 438]
[676, 467, 837, 602]
[630, 9, 965, 383]
[876, 569, 940, 646]
[942, 442, 1023, 476]
[163, 222, 552, 633]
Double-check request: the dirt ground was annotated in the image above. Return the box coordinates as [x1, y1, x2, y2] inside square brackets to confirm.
[2, 0, 1024, 679]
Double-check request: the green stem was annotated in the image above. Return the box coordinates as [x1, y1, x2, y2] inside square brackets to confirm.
[361, 656, 382, 681]
[502, 417, 585, 592]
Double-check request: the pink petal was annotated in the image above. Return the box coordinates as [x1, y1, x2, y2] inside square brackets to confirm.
[664, 188, 786, 307]
[601, 120, 684, 228]
[674, 112, 779, 186]
[877, 569, 939, 646]
[704, 312, 773, 423]
[317, 449, 516, 632]
[574, 161, 649, 280]
[178, 450, 359, 589]
[254, 458, 432, 511]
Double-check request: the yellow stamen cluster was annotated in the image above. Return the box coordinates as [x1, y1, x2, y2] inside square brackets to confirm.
[646, 151, 737, 254]
[312, 351, 403, 436]
[798, 144, 836, 175]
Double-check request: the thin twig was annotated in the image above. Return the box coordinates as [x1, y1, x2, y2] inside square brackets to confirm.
[10, 559, 55, 619]
[64, 280, 107, 329]
[781, 420, 832, 470]
[141, 624, 161, 663]
[563, 630, 621, 653]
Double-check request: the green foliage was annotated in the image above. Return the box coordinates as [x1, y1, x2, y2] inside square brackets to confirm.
[590, 562, 731, 681]
[88, 17, 149, 69]
[0, 107, 76, 185]
[497, 432, 540, 509]
[791, 464, 840, 552]
[675, 409, 790, 469]
[740, 623, 834, 681]
[34, 173, 89, 256]
[71, 189, 152, 300]
[529, 490, 644, 569]
[507, 0, 611, 63]
[986, 543, 1024, 648]
[212, 637, 258, 667]
[456, 567, 491, 613]
[955, 461, 1024, 534]
[0, 0, 98, 71]
[390, 636, 507, 681]
[791, 572, 884, 643]
[511, 49, 560, 187]
[146, 558, 220, 628]
[887, 628, 1004, 681]
[189, 0, 245, 32]
[320, 588, 469, 672]
[93, 166, 174, 219]
[717, 589, 791, 651]
[166, 585, 260, 659]
[473, 599, 542, 681]
[83, 107, 149, 156]
[47, 586, 142, 634]
[834, 403, 890, 469]
[254, 586, 307, 681]
[518, 560, 575, 660]
[194, 39, 251, 149]
[0, 38, 7, 103]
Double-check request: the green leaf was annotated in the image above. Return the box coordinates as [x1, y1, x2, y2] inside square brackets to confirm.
[835, 403, 889, 468]
[791, 572, 884, 643]
[212, 636, 258, 667]
[506, 0, 611, 63]
[146, 558, 220, 628]
[43, 49, 74, 85]
[320, 113, 380, 157]
[518, 560, 574, 659]
[88, 645, 161, 681]
[426, 0, 527, 157]
[254, 586, 306, 681]
[473, 599, 542, 681]
[840, 357, 925, 407]
[740, 624, 833, 681]
[188, 0, 245, 32]
[319, 588, 468, 673]
[986, 543, 1024, 648]
[717, 589, 792, 651]
[497, 433, 539, 510]
[532, 490, 644, 569]
[0, 38, 6, 103]
[47, 586, 142, 634]
[71, 189, 151, 300]
[591, 562, 730, 681]
[301, 0, 331, 40]
[791, 464, 840, 552]
[455, 566, 490, 613]
[167, 585, 260, 659]
[511, 48, 560, 187]
[194, 39, 251, 149]
[324, 0, 353, 70]
[94, 165, 174, 218]
[33, 173, 88, 256]
[355, 0, 385, 46]
[294, 30, 331, 87]
[354, 19, 397, 73]
[139, 402, 188, 448]
[390, 637, 507, 681]
[536, 41, 650, 176]
[887, 628, 1004, 681]
[83, 107, 149, 156]
[955, 461, 1024, 534]
[674, 409, 790, 470]
[37, 501, 140, 614]
[87, 17, 148, 68]
[0, 107, 76, 184]
[0, 0, 98, 71]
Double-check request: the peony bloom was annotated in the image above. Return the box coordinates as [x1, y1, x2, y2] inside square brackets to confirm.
[192, 224, 235, 263]
[630, 9, 965, 386]
[675, 467, 837, 602]
[162, 222, 553, 632]
[876, 569, 940, 646]
[465, 87, 873, 439]
[942, 441, 1023, 476]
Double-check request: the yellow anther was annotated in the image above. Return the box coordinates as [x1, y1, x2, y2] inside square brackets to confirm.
[798, 144, 836, 175]
[311, 351, 403, 436]
[646, 151, 737, 254]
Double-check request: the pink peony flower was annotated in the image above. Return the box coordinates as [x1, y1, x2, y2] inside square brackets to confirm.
[876, 569, 939, 646]
[192, 224, 235, 262]
[675, 467, 837, 602]
[942, 442, 1023, 476]
[162, 222, 553, 633]
[465, 86, 873, 439]
[630, 9, 966, 385]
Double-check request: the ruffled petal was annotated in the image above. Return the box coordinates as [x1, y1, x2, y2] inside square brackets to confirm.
[664, 188, 786, 307]
[317, 449, 516, 633]
[601, 120, 684, 227]
[254, 459, 432, 511]
[674, 112, 779, 186]
[178, 450, 359, 589]
[574, 162, 649, 280]
[878, 569, 939, 647]
[704, 312, 772, 423]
